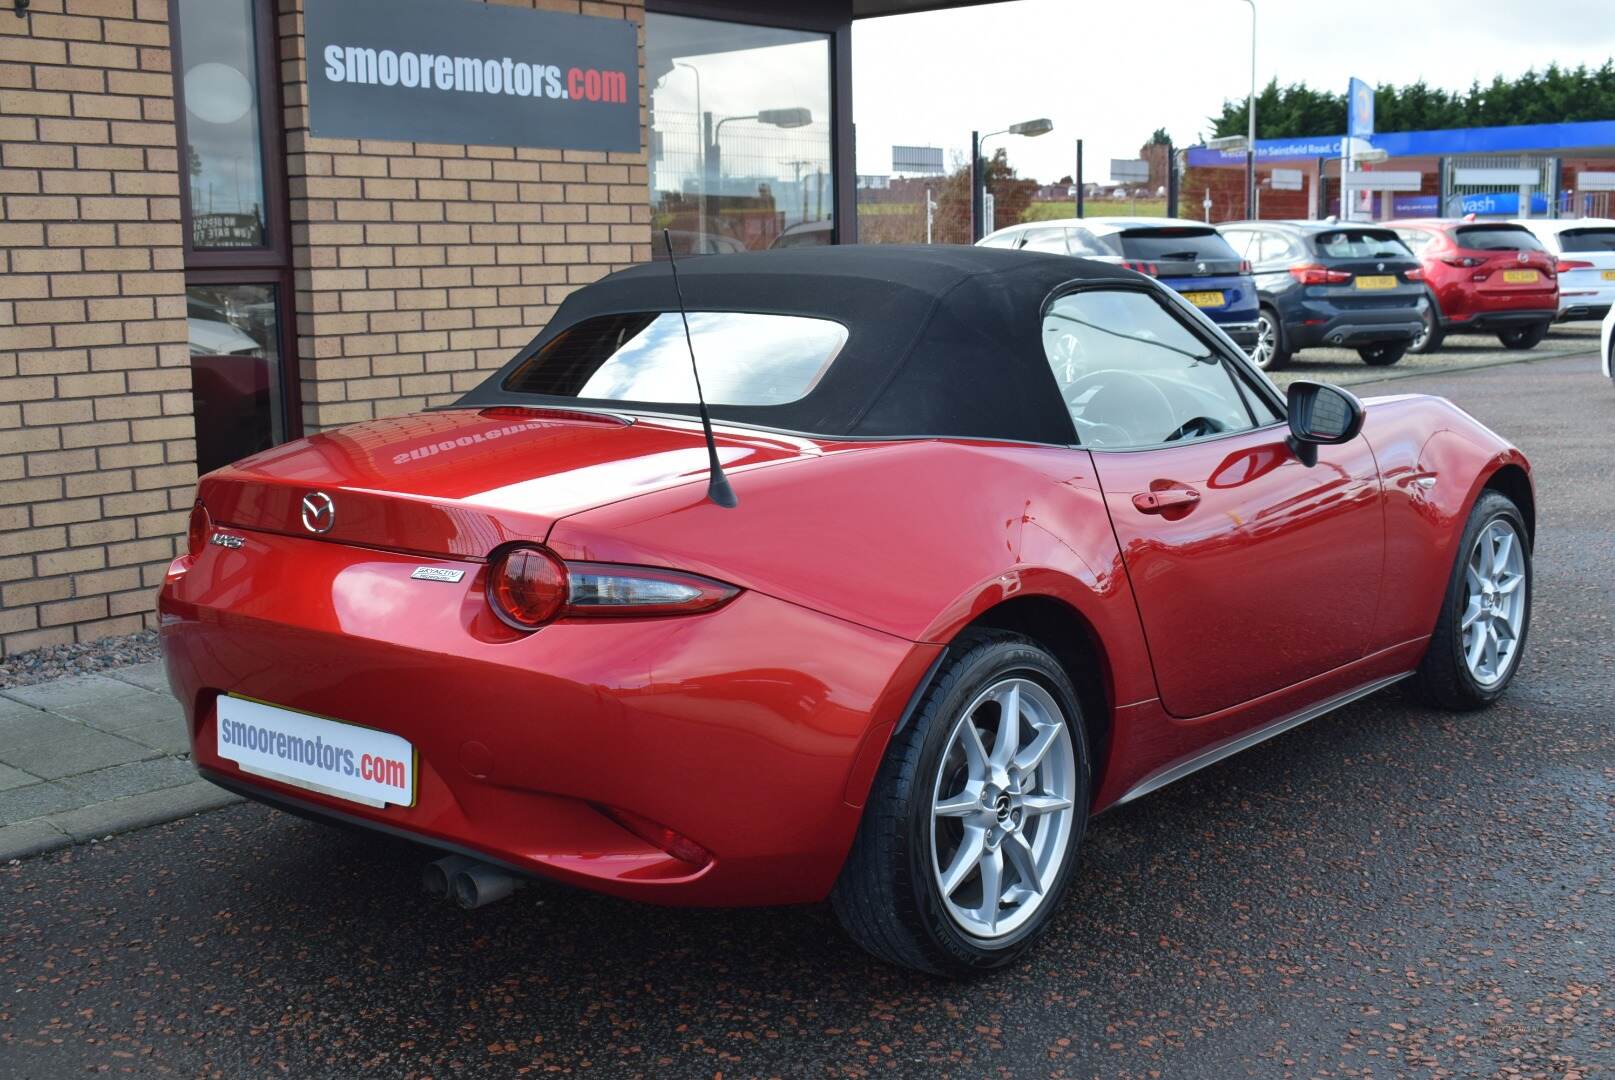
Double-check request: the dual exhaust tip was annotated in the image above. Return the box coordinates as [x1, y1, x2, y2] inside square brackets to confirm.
[422, 853, 524, 910]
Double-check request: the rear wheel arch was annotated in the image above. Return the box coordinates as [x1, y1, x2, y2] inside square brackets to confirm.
[953, 595, 1113, 804]
[1481, 462, 1535, 543]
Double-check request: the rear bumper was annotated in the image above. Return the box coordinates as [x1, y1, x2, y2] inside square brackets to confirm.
[158, 529, 935, 907]
[1558, 303, 1612, 322]
[1220, 321, 1259, 350]
[1442, 308, 1557, 331]
[1284, 305, 1423, 350]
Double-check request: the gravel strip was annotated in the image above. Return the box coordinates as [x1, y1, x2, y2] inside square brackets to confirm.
[0, 630, 162, 689]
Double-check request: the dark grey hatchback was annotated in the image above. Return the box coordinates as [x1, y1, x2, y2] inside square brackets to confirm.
[1220, 220, 1426, 371]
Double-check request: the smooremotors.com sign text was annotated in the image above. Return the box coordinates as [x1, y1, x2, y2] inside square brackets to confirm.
[305, 0, 639, 153]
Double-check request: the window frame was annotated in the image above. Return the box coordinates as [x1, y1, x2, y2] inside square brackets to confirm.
[644, 3, 850, 245]
[169, 0, 301, 448]
[1037, 278, 1288, 453]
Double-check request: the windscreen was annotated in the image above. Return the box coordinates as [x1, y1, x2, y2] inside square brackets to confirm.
[1559, 227, 1615, 253]
[1114, 228, 1239, 261]
[1453, 225, 1544, 252]
[1312, 230, 1411, 258]
[502, 311, 847, 406]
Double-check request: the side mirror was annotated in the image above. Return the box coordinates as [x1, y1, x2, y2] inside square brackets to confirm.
[1286, 381, 1365, 467]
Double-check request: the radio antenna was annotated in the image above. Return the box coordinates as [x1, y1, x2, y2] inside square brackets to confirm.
[662, 229, 737, 509]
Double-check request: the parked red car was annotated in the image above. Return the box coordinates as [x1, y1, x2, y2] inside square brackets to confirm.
[1391, 219, 1558, 352]
[160, 247, 1535, 976]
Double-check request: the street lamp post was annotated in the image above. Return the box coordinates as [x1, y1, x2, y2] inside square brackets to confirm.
[1239, 0, 1256, 218]
[971, 117, 1053, 242]
[703, 108, 813, 246]
[670, 61, 703, 250]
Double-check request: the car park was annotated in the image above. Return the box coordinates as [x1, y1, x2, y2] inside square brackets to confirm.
[1510, 217, 1615, 323]
[1391, 219, 1559, 353]
[979, 217, 1260, 352]
[159, 245, 1534, 977]
[1219, 220, 1425, 370]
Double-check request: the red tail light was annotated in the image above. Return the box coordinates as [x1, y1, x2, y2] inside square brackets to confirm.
[1441, 255, 1484, 268]
[1403, 267, 1425, 282]
[1121, 260, 1158, 276]
[186, 503, 211, 558]
[488, 547, 739, 630]
[488, 546, 568, 628]
[598, 805, 711, 866]
[1239, 259, 1252, 275]
[1556, 259, 1593, 273]
[1288, 264, 1351, 285]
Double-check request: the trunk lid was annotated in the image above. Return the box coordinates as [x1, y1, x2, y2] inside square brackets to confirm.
[200, 406, 816, 559]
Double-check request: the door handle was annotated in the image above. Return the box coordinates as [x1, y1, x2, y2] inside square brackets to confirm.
[1132, 487, 1201, 514]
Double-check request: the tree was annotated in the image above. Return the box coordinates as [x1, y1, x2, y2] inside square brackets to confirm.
[1209, 61, 1615, 139]
[1147, 127, 1172, 146]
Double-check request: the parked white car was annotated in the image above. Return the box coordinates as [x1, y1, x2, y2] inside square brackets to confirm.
[1510, 218, 1615, 323]
[1601, 304, 1614, 386]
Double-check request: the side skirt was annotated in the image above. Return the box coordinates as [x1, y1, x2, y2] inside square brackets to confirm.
[1112, 671, 1412, 806]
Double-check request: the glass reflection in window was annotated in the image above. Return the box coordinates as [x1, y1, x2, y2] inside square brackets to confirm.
[187, 284, 282, 473]
[178, 0, 267, 249]
[647, 14, 833, 257]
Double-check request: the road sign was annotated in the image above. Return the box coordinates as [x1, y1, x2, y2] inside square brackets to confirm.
[893, 145, 944, 175]
[1110, 158, 1149, 183]
[1341, 170, 1422, 192]
[1348, 77, 1374, 142]
[1269, 168, 1303, 191]
[1452, 167, 1541, 187]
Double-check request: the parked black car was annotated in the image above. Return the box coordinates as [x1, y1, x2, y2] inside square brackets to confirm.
[1219, 220, 1426, 371]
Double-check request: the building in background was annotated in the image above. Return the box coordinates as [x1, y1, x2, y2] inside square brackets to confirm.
[1184, 119, 1615, 223]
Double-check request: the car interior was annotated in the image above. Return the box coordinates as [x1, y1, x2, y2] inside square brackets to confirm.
[1041, 288, 1280, 449]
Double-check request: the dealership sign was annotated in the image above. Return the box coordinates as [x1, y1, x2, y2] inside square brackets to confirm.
[304, 0, 639, 153]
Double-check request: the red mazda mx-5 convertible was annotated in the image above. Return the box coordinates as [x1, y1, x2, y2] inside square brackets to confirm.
[160, 246, 1534, 976]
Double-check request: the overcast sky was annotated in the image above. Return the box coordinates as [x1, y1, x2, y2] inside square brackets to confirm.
[852, 0, 1615, 183]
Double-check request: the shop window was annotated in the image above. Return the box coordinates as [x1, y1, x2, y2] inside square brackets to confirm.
[185, 285, 284, 472]
[173, 0, 297, 474]
[177, 0, 267, 250]
[647, 13, 833, 257]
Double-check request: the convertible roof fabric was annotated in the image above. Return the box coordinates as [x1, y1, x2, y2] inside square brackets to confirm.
[453, 244, 1134, 443]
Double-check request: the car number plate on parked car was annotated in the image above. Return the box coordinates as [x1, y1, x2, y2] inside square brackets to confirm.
[1602, 270, 1615, 281]
[1182, 291, 1225, 308]
[1503, 269, 1540, 283]
[217, 695, 416, 808]
[1354, 275, 1397, 290]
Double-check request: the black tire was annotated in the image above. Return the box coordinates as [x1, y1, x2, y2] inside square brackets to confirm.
[1410, 490, 1532, 711]
[1251, 306, 1291, 371]
[1496, 321, 1549, 350]
[1357, 342, 1406, 367]
[1409, 294, 1444, 354]
[831, 631, 1091, 977]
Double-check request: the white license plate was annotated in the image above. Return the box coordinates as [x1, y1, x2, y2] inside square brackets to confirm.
[217, 695, 416, 808]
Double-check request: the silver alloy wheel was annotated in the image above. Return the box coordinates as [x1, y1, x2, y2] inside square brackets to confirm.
[1461, 518, 1527, 687]
[929, 677, 1076, 941]
[1251, 312, 1277, 369]
[1412, 307, 1433, 351]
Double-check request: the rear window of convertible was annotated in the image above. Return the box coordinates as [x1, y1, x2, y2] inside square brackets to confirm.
[502, 312, 848, 406]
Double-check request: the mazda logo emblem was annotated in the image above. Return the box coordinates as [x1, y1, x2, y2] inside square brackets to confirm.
[1517, 251, 1528, 263]
[301, 491, 335, 534]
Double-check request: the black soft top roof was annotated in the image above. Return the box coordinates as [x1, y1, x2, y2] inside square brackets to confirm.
[454, 244, 1135, 443]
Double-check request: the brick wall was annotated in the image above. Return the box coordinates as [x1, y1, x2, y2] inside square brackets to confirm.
[277, 0, 651, 431]
[0, 0, 650, 657]
[0, 0, 194, 656]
